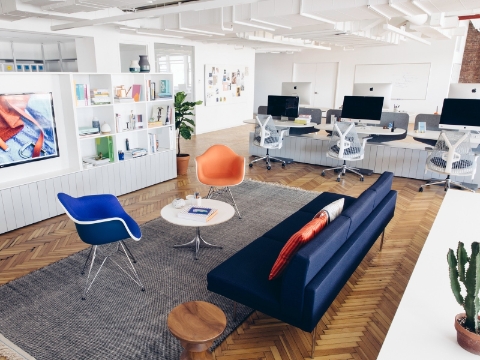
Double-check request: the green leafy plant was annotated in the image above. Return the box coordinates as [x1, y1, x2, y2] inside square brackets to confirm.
[448, 241, 480, 333]
[174, 91, 202, 156]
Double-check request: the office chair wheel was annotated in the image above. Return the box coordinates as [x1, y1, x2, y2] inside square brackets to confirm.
[336, 177, 341, 182]
[249, 163, 253, 168]
[360, 177, 364, 182]
[281, 163, 285, 168]
[267, 165, 271, 170]
[321, 171, 325, 177]
[342, 172, 345, 176]
[419, 187, 424, 192]
[142, 287, 145, 292]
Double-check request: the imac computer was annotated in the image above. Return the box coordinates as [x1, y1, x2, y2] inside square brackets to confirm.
[448, 84, 480, 100]
[439, 98, 480, 131]
[281, 82, 312, 106]
[267, 95, 300, 120]
[353, 83, 392, 109]
[340, 96, 384, 125]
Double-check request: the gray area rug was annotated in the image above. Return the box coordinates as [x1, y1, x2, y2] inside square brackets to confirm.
[0, 180, 319, 360]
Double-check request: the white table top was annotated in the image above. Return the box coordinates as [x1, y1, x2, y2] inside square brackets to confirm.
[314, 123, 406, 135]
[377, 190, 480, 359]
[243, 118, 315, 128]
[160, 199, 235, 227]
[407, 130, 480, 145]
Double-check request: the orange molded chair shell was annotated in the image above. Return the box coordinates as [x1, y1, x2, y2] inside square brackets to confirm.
[196, 145, 245, 187]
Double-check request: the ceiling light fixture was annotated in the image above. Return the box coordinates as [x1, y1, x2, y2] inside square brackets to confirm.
[165, 29, 212, 37]
[389, 1, 415, 17]
[136, 30, 184, 38]
[412, 1, 432, 16]
[179, 27, 226, 36]
[367, 5, 391, 20]
[250, 18, 292, 29]
[383, 23, 431, 44]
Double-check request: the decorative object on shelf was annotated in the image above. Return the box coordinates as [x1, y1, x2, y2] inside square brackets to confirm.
[126, 138, 130, 151]
[165, 105, 170, 125]
[434, 106, 439, 115]
[115, 113, 121, 132]
[101, 122, 111, 134]
[95, 136, 114, 162]
[393, 104, 400, 112]
[118, 150, 124, 160]
[159, 80, 172, 98]
[128, 110, 136, 130]
[125, 148, 147, 159]
[139, 55, 150, 73]
[448, 241, 480, 355]
[78, 126, 99, 136]
[132, 84, 141, 102]
[92, 117, 100, 131]
[174, 91, 203, 175]
[172, 198, 186, 209]
[137, 114, 144, 129]
[186, 194, 195, 205]
[129, 60, 140, 73]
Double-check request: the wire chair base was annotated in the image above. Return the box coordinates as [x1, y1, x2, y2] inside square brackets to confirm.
[249, 149, 286, 170]
[82, 241, 144, 300]
[419, 175, 476, 193]
[206, 186, 241, 219]
[321, 161, 364, 182]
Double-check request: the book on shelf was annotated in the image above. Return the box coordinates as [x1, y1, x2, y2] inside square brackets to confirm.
[132, 84, 141, 102]
[294, 114, 312, 125]
[75, 83, 89, 106]
[125, 148, 148, 159]
[150, 81, 156, 101]
[114, 97, 134, 103]
[148, 133, 159, 153]
[160, 80, 171, 96]
[95, 136, 114, 162]
[90, 88, 111, 105]
[177, 205, 218, 223]
[82, 156, 110, 166]
[78, 126, 100, 136]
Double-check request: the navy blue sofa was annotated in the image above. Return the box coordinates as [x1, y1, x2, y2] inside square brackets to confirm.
[207, 172, 396, 333]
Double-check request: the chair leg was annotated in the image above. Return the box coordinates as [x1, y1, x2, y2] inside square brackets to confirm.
[81, 246, 94, 275]
[206, 186, 241, 219]
[120, 240, 137, 263]
[111, 241, 145, 291]
[227, 187, 242, 219]
[83, 245, 108, 300]
[379, 230, 385, 251]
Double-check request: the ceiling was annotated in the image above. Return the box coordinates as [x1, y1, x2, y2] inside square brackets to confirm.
[4, 0, 480, 51]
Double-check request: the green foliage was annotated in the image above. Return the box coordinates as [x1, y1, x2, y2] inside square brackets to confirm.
[448, 242, 480, 333]
[174, 91, 202, 156]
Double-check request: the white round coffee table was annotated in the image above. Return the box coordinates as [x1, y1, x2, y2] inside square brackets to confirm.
[160, 199, 235, 260]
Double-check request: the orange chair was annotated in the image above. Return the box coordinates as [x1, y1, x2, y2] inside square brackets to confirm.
[196, 145, 245, 218]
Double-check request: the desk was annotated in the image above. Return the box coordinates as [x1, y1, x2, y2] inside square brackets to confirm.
[377, 190, 480, 359]
[315, 123, 406, 135]
[243, 118, 315, 128]
[407, 130, 480, 145]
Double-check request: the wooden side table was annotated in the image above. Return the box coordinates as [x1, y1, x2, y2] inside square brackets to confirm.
[168, 301, 227, 360]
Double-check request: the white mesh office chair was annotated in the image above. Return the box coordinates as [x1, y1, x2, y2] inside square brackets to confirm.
[419, 130, 478, 192]
[321, 122, 370, 182]
[249, 115, 288, 170]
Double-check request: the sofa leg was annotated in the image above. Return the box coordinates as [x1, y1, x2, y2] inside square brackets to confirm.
[380, 230, 385, 251]
[311, 326, 316, 359]
[233, 301, 237, 321]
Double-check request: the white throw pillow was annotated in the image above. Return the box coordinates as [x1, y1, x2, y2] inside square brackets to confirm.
[314, 198, 345, 223]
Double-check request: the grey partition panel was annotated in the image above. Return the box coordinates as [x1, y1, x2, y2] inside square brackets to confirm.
[325, 109, 342, 124]
[368, 112, 409, 143]
[0, 149, 177, 235]
[248, 132, 480, 186]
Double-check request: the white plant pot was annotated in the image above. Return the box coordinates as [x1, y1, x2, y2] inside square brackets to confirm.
[129, 60, 140, 73]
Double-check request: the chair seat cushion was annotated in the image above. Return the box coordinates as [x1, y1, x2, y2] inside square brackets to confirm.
[198, 172, 244, 186]
[430, 157, 473, 169]
[330, 145, 361, 156]
[207, 237, 284, 318]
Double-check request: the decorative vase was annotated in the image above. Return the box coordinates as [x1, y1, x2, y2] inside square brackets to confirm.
[138, 55, 150, 73]
[455, 313, 480, 355]
[101, 122, 111, 134]
[129, 60, 140, 73]
[176, 154, 190, 175]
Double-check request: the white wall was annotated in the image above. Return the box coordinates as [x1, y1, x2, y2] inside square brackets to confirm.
[255, 37, 460, 114]
[194, 43, 255, 134]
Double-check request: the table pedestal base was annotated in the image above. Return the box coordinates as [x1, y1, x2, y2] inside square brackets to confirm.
[174, 227, 222, 260]
[180, 341, 214, 360]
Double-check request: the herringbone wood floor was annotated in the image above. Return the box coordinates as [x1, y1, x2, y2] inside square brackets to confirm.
[0, 125, 450, 359]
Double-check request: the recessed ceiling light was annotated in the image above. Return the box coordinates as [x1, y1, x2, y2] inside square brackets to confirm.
[367, 5, 391, 20]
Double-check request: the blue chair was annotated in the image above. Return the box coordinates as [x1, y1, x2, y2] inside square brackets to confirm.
[57, 193, 144, 299]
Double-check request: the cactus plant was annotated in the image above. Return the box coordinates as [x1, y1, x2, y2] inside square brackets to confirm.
[447, 241, 480, 333]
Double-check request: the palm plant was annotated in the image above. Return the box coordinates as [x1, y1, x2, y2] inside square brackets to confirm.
[174, 91, 202, 156]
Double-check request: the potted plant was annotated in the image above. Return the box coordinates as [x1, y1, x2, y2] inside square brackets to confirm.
[448, 241, 480, 355]
[174, 91, 202, 175]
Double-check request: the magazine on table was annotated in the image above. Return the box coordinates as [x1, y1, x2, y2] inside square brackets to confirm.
[178, 205, 218, 222]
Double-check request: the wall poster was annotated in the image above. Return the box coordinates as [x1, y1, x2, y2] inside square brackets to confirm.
[204, 64, 248, 106]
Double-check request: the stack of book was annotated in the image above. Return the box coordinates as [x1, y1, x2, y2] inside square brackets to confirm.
[294, 114, 312, 125]
[78, 126, 100, 136]
[148, 133, 159, 153]
[178, 206, 218, 223]
[125, 148, 148, 159]
[90, 89, 111, 106]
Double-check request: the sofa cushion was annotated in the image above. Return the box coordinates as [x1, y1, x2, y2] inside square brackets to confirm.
[207, 237, 283, 318]
[298, 192, 356, 216]
[263, 211, 318, 244]
[269, 212, 329, 280]
[341, 189, 376, 238]
[369, 172, 394, 207]
[314, 198, 344, 222]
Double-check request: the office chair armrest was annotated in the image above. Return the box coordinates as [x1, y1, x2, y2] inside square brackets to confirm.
[361, 136, 372, 147]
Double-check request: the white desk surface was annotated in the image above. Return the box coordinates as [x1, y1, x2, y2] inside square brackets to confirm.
[160, 199, 235, 228]
[314, 123, 406, 135]
[243, 119, 315, 128]
[377, 190, 480, 360]
[408, 130, 480, 145]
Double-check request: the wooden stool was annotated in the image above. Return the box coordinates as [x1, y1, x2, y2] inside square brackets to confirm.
[168, 301, 227, 360]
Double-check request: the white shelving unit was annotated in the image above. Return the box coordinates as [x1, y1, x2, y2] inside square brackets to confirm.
[0, 72, 177, 235]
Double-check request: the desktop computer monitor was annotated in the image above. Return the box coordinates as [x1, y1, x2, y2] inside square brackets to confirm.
[341, 96, 384, 124]
[448, 83, 480, 100]
[439, 98, 480, 131]
[267, 95, 300, 119]
[281, 82, 312, 106]
[353, 83, 392, 109]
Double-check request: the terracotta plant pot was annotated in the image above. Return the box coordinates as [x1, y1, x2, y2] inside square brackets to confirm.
[176, 154, 190, 175]
[455, 313, 480, 355]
